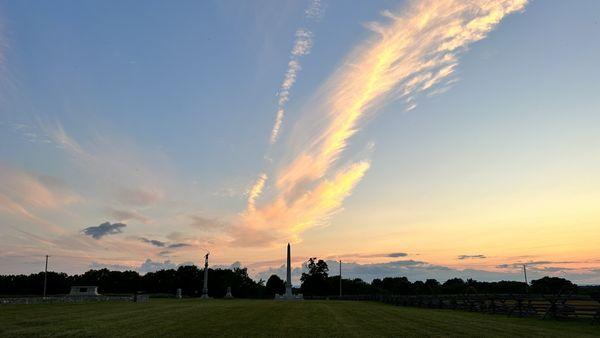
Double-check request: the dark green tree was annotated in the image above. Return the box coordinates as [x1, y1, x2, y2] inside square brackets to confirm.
[425, 279, 441, 294]
[530, 277, 576, 294]
[175, 265, 202, 296]
[442, 278, 466, 294]
[371, 277, 412, 294]
[300, 257, 329, 296]
[265, 274, 285, 297]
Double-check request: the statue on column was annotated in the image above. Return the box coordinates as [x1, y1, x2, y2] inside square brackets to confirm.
[201, 252, 210, 299]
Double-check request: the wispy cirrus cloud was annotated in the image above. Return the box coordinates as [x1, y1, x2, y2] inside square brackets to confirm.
[246, 173, 267, 212]
[305, 0, 325, 20]
[238, 0, 527, 247]
[237, 161, 370, 246]
[39, 119, 170, 205]
[269, 0, 325, 144]
[246, 0, 327, 214]
[116, 187, 163, 206]
[1, 122, 53, 144]
[0, 162, 81, 210]
[105, 207, 150, 224]
[269, 29, 313, 144]
[0, 162, 80, 233]
[188, 215, 226, 230]
[276, 0, 528, 194]
[40, 119, 88, 159]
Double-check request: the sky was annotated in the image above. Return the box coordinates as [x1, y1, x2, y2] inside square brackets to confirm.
[1, 0, 599, 285]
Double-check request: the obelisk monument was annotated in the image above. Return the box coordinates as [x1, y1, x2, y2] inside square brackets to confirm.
[285, 243, 293, 298]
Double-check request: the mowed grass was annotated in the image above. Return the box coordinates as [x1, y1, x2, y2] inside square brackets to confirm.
[0, 299, 598, 337]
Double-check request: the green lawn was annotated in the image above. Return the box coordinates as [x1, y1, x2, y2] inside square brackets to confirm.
[0, 299, 598, 337]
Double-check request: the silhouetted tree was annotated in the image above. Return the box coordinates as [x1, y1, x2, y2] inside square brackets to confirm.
[230, 267, 265, 298]
[442, 278, 466, 294]
[372, 277, 413, 294]
[175, 265, 202, 296]
[324, 277, 372, 295]
[530, 277, 576, 294]
[413, 281, 427, 294]
[300, 258, 329, 296]
[425, 279, 441, 294]
[265, 274, 285, 297]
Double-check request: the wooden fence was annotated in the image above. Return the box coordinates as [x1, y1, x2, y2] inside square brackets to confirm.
[306, 293, 600, 323]
[0, 295, 137, 305]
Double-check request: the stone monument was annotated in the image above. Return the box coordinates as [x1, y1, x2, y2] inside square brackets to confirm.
[201, 252, 210, 299]
[275, 243, 302, 300]
[224, 286, 234, 299]
[176, 288, 182, 299]
[285, 243, 293, 298]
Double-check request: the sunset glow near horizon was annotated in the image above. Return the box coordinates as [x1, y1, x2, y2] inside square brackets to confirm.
[1, 0, 599, 284]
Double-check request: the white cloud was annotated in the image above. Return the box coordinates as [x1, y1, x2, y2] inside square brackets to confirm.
[239, 0, 528, 247]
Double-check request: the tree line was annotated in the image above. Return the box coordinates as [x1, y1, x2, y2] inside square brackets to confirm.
[0, 266, 265, 298]
[297, 258, 596, 297]
[1, 258, 597, 297]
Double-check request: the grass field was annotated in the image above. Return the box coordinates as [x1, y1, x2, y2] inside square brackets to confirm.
[0, 299, 598, 337]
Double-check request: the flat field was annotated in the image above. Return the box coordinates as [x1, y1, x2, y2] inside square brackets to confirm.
[0, 299, 598, 337]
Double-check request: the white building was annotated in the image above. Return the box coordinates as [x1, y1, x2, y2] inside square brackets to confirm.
[69, 286, 100, 296]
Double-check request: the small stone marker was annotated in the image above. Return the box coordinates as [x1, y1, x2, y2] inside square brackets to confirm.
[176, 288, 182, 299]
[225, 286, 233, 299]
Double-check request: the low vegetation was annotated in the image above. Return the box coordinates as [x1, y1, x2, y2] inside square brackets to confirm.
[1, 299, 598, 337]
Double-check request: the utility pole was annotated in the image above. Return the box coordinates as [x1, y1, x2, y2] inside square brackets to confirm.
[523, 264, 528, 293]
[43, 255, 49, 299]
[339, 260, 342, 297]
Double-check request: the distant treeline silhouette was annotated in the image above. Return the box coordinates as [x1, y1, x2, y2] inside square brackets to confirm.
[309, 276, 594, 296]
[0, 266, 264, 298]
[1, 259, 598, 297]
[299, 258, 598, 297]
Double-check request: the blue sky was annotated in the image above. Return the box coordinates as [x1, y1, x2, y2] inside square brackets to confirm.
[1, 0, 600, 284]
